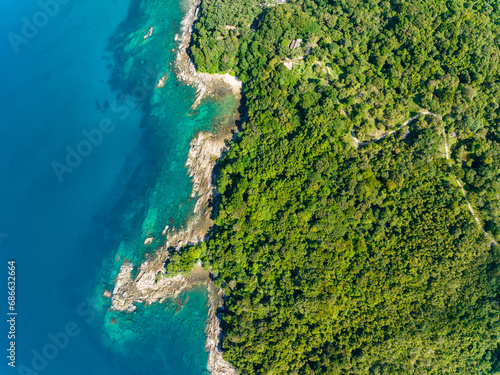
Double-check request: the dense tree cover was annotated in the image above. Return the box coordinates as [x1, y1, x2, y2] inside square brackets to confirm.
[175, 0, 500, 373]
[191, 0, 500, 229]
[451, 116, 500, 238]
[204, 76, 500, 374]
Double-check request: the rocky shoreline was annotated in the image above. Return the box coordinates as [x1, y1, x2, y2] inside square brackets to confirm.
[175, 0, 242, 109]
[109, 0, 241, 374]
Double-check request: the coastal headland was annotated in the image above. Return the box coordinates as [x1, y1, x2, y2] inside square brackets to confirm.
[109, 0, 241, 373]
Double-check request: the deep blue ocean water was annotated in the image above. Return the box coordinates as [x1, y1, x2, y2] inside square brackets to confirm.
[0, 1, 236, 374]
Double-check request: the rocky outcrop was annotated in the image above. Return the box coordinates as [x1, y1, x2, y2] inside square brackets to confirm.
[110, 131, 230, 312]
[187, 131, 228, 215]
[175, 0, 242, 109]
[110, 0, 241, 374]
[110, 129, 237, 372]
[175, 2, 240, 372]
[206, 284, 238, 375]
[143, 26, 154, 40]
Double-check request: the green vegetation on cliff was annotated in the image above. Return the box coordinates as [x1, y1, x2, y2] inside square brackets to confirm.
[176, 0, 500, 373]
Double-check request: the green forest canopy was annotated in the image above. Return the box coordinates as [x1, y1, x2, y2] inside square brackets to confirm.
[170, 0, 500, 373]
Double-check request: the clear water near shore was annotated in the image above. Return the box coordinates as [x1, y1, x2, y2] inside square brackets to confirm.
[0, 0, 236, 374]
[100, 287, 211, 375]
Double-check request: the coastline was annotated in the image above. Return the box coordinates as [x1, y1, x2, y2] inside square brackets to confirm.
[175, 0, 242, 109]
[109, 0, 241, 374]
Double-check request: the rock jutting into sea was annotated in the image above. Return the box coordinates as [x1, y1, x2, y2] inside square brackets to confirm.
[175, 0, 242, 110]
[110, 0, 241, 374]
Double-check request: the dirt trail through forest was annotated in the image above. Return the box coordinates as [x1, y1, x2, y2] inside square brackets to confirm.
[350, 109, 497, 245]
[351, 110, 441, 146]
[442, 129, 498, 245]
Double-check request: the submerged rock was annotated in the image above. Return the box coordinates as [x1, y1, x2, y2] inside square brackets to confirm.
[143, 26, 154, 40]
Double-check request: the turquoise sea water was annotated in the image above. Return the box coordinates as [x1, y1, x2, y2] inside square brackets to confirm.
[0, 0, 235, 374]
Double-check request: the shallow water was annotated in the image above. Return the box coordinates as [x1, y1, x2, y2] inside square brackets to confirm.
[0, 0, 235, 374]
